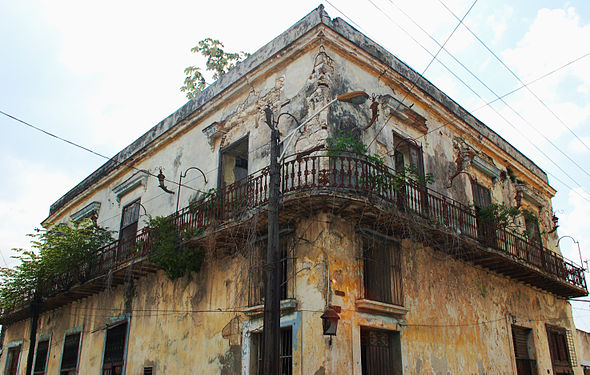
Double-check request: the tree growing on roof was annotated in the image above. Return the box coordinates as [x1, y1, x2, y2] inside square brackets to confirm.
[180, 38, 250, 99]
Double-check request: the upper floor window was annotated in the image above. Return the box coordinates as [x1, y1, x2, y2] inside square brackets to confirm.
[33, 339, 50, 375]
[102, 322, 128, 375]
[60, 332, 81, 375]
[119, 199, 141, 257]
[219, 136, 249, 190]
[392, 131, 424, 179]
[361, 233, 402, 306]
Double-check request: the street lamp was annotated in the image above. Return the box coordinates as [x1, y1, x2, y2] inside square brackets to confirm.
[175, 167, 208, 212]
[557, 235, 584, 270]
[262, 90, 368, 375]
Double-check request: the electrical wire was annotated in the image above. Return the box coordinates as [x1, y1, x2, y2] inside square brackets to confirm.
[367, 0, 479, 148]
[437, 0, 590, 154]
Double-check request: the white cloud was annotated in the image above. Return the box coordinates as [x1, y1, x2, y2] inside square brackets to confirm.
[486, 5, 513, 43]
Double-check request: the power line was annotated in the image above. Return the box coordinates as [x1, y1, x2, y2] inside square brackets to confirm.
[437, 0, 590, 154]
[381, 0, 590, 182]
[367, 0, 479, 148]
[358, 0, 590, 204]
[0, 109, 206, 195]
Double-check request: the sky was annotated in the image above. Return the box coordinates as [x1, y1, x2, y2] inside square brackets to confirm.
[1, 0, 590, 329]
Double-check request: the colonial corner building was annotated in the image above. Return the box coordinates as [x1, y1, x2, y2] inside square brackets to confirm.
[1, 5, 587, 375]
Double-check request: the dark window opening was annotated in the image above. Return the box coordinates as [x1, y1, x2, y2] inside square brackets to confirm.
[143, 367, 153, 375]
[392, 132, 424, 178]
[361, 327, 402, 375]
[512, 325, 537, 375]
[362, 235, 402, 306]
[33, 339, 50, 375]
[60, 332, 81, 375]
[546, 325, 574, 375]
[251, 327, 293, 375]
[525, 215, 542, 246]
[4, 346, 21, 375]
[118, 199, 140, 258]
[471, 180, 496, 246]
[102, 322, 128, 375]
[219, 136, 249, 190]
[248, 233, 293, 306]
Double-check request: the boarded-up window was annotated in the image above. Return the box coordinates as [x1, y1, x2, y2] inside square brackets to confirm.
[546, 325, 574, 375]
[361, 327, 402, 375]
[512, 325, 537, 375]
[102, 322, 128, 375]
[4, 346, 21, 375]
[251, 327, 292, 375]
[33, 339, 50, 375]
[362, 234, 402, 306]
[118, 199, 140, 257]
[60, 332, 81, 375]
[471, 180, 495, 245]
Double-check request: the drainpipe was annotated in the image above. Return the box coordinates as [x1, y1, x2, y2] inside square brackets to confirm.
[25, 293, 40, 375]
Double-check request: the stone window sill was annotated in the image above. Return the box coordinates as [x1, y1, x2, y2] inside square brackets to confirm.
[356, 299, 408, 317]
[243, 299, 297, 317]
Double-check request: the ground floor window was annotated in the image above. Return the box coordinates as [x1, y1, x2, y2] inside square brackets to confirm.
[251, 326, 293, 375]
[61, 332, 81, 375]
[546, 325, 575, 375]
[33, 339, 50, 375]
[511, 325, 537, 375]
[360, 327, 402, 375]
[4, 346, 21, 375]
[102, 322, 128, 375]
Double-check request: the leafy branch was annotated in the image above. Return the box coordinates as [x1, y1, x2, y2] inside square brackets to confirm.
[180, 38, 250, 99]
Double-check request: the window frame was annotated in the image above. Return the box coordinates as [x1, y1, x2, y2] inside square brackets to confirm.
[101, 319, 130, 375]
[33, 336, 51, 375]
[59, 328, 83, 375]
[511, 325, 538, 375]
[3, 342, 22, 375]
[360, 326, 402, 375]
[360, 230, 403, 306]
[218, 134, 249, 191]
[546, 324, 574, 375]
[250, 326, 293, 375]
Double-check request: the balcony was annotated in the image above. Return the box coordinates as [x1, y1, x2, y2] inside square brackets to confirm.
[1, 153, 586, 325]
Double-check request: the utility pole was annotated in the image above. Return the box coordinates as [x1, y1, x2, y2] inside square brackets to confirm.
[263, 106, 281, 375]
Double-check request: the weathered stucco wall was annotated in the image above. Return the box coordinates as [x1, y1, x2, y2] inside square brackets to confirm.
[2, 211, 578, 374]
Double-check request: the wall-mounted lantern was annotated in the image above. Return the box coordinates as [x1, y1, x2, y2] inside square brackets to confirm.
[321, 306, 340, 336]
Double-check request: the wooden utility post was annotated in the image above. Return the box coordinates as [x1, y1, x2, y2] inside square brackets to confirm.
[263, 106, 281, 375]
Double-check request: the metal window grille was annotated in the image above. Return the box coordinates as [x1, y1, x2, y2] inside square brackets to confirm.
[248, 233, 293, 306]
[143, 367, 153, 375]
[362, 235, 402, 306]
[360, 327, 402, 375]
[33, 340, 49, 375]
[60, 333, 81, 374]
[252, 327, 293, 375]
[102, 322, 127, 375]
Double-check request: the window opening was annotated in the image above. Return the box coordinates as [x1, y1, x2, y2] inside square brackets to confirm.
[4, 346, 21, 375]
[33, 339, 50, 375]
[362, 235, 402, 306]
[143, 367, 153, 375]
[251, 327, 293, 375]
[525, 215, 542, 246]
[219, 136, 249, 190]
[546, 325, 574, 375]
[511, 325, 537, 375]
[118, 199, 140, 258]
[102, 322, 128, 375]
[392, 131, 426, 214]
[248, 232, 293, 306]
[360, 327, 402, 375]
[471, 180, 495, 246]
[60, 332, 81, 375]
